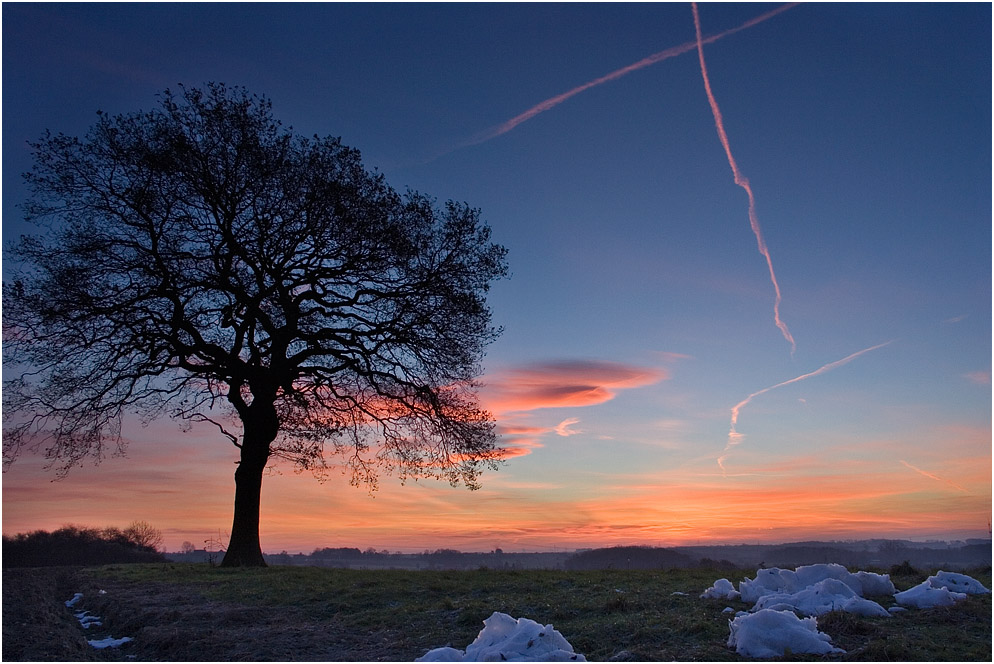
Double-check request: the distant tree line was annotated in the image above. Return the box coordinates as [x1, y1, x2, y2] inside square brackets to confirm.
[160, 540, 993, 571]
[3, 522, 167, 567]
[565, 546, 698, 571]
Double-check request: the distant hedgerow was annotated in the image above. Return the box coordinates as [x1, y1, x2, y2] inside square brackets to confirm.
[2, 524, 167, 567]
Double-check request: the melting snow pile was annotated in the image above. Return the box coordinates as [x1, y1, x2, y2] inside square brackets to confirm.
[700, 578, 739, 601]
[704, 563, 990, 657]
[731, 563, 895, 618]
[753, 578, 892, 618]
[727, 609, 843, 658]
[895, 571, 991, 609]
[417, 611, 585, 662]
[65, 593, 133, 649]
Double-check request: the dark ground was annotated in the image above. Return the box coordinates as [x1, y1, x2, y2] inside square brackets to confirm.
[2, 567, 403, 661]
[4, 564, 991, 662]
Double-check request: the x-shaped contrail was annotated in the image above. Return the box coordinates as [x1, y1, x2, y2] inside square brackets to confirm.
[428, 3, 798, 159]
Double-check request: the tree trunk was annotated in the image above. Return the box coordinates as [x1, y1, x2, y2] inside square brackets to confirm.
[220, 399, 279, 568]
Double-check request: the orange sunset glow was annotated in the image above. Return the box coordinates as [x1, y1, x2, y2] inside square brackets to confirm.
[3, 2, 990, 557]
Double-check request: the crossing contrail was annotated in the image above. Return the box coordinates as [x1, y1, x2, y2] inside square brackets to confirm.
[719, 341, 894, 472]
[445, 3, 798, 153]
[692, 2, 796, 354]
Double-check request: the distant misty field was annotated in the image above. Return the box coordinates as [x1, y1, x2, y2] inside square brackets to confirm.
[3, 564, 990, 661]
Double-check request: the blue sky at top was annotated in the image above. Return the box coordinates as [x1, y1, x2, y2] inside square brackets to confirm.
[2, 2, 989, 551]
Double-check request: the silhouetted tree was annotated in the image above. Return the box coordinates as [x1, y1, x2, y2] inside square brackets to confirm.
[2, 525, 167, 567]
[123, 520, 164, 551]
[3, 83, 508, 567]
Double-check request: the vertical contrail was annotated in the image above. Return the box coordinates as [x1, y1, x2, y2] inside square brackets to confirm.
[692, 2, 796, 354]
[720, 341, 893, 472]
[434, 4, 798, 156]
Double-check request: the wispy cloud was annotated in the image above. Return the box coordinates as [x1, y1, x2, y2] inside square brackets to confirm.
[653, 351, 694, 363]
[963, 371, 991, 385]
[721, 341, 894, 471]
[554, 418, 583, 437]
[899, 460, 970, 494]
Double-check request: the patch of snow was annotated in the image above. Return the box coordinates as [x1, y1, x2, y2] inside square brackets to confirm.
[893, 570, 990, 609]
[670, 591, 689, 596]
[894, 580, 966, 608]
[88, 637, 133, 649]
[725, 564, 900, 618]
[75, 611, 103, 628]
[793, 563, 861, 594]
[837, 596, 892, 618]
[66, 590, 133, 649]
[419, 647, 465, 662]
[928, 571, 991, 595]
[738, 567, 793, 604]
[417, 612, 585, 662]
[752, 577, 889, 618]
[727, 609, 844, 658]
[855, 570, 896, 596]
[721, 607, 736, 614]
[739, 564, 869, 604]
[701, 578, 739, 601]
[887, 606, 907, 614]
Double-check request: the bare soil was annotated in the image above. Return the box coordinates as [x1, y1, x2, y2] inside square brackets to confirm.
[2, 567, 407, 661]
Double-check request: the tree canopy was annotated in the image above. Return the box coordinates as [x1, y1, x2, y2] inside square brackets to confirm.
[3, 83, 508, 566]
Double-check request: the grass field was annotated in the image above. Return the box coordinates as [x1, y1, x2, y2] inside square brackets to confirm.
[6, 563, 990, 661]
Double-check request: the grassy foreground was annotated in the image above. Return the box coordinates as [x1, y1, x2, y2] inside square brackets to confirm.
[71, 563, 992, 661]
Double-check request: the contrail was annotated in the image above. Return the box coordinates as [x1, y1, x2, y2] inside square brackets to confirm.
[445, 4, 798, 153]
[719, 341, 893, 472]
[692, 2, 796, 354]
[899, 460, 970, 493]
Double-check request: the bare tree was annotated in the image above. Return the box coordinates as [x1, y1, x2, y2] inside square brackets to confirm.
[3, 84, 508, 567]
[123, 520, 164, 551]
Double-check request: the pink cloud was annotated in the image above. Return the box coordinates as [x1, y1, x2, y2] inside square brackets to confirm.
[654, 351, 694, 363]
[554, 418, 582, 437]
[481, 360, 667, 415]
[963, 371, 991, 385]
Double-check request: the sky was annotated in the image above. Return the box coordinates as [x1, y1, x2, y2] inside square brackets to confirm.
[2, 2, 990, 554]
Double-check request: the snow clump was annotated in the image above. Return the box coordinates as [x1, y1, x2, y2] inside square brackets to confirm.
[701, 578, 739, 600]
[707, 564, 989, 657]
[855, 570, 897, 596]
[929, 571, 991, 595]
[417, 611, 585, 662]
[726, 609, 844, 658]
[894, 582, 965, 608]
[732, 564, 892, 617]
[753, 578, 891, 618]
[894, 570, 990, 609]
